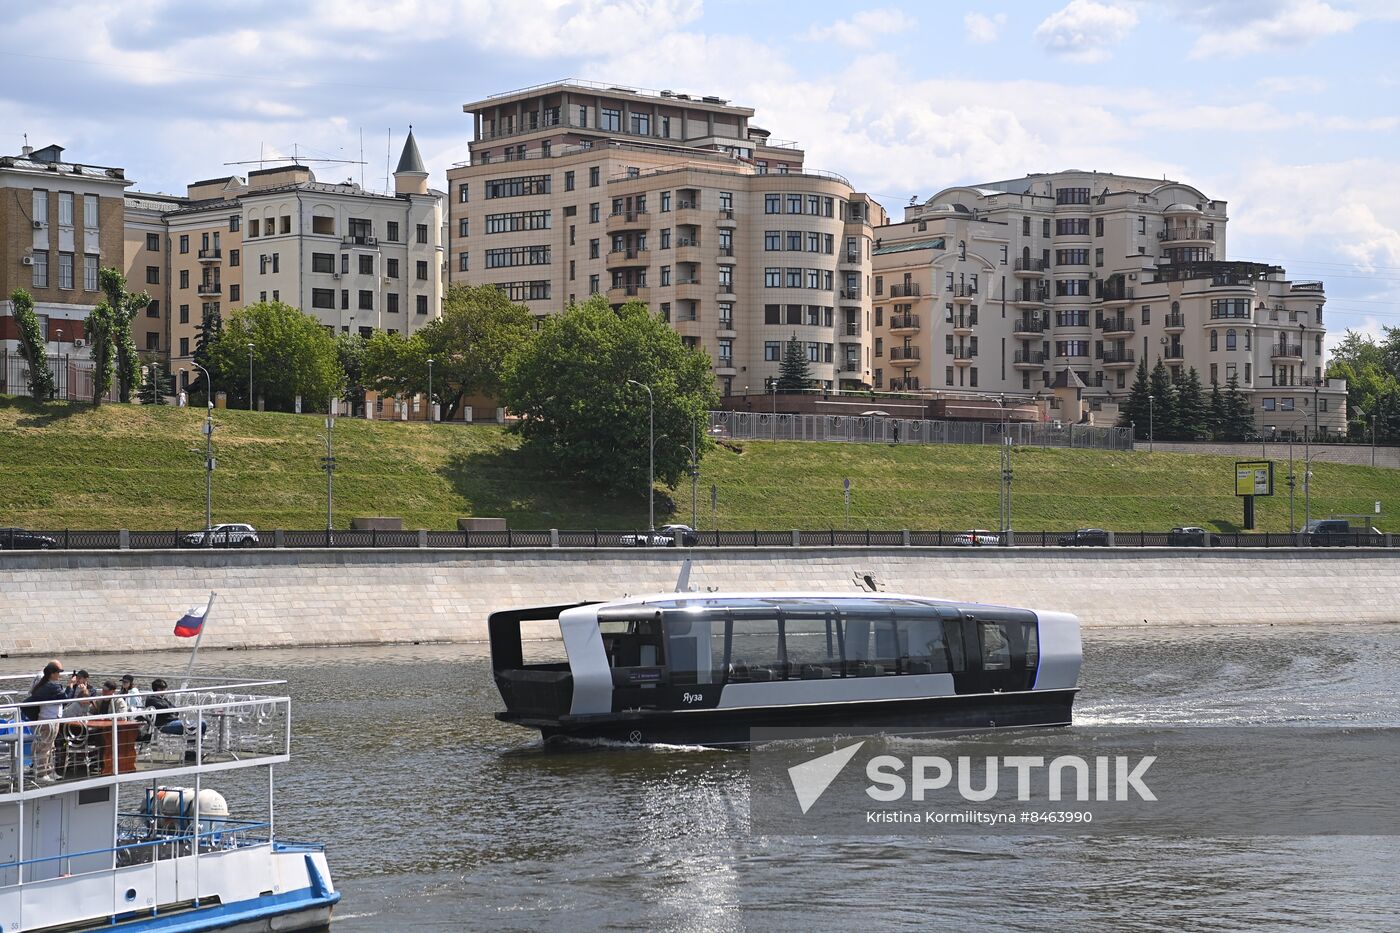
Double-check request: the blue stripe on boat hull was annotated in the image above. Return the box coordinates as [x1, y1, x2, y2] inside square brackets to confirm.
[94, 886, 340, 933]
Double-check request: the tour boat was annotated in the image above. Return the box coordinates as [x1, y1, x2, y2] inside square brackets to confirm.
[1, 675, 340, 932]
[490, 587, 1082, 747]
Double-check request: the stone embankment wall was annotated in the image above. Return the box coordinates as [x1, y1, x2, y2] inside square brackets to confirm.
[1139, 441, 1400, 468]
[2, 547, 1396, 656]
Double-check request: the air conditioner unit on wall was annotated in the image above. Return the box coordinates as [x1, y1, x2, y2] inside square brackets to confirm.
[32, 220, 42, 229]
[73, 338, 85, 348]
[21, 256, 33, 266]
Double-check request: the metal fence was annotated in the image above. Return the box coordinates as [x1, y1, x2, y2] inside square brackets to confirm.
[707, 411, 1133, 450]
[2, 528, 1393, 550]
[0, 349, 118, 403]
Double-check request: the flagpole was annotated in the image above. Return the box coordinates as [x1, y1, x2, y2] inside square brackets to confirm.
[180, 591, 217, 690]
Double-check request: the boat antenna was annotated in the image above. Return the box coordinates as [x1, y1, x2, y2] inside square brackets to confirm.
[674, 559, 692, 593]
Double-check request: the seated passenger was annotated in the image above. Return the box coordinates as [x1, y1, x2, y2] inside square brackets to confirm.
[143, 679, 180, 733]
[93, 681, 129, 717]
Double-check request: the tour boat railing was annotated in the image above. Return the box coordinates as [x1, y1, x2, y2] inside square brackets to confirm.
[0, 817, 273, 880]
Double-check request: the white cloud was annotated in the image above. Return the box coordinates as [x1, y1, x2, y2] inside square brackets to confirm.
[805, 8, 917, 49]
[1187, 0, 1362, 58]
[963, 11, 1007, 43]
[1034, 0, 1138, 63]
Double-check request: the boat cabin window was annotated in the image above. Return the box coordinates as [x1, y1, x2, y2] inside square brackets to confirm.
[602, 618, 665, 670]
[726, 617, 784, 683]
[780, 613, 843, 680]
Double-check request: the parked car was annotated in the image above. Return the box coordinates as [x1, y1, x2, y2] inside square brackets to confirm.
[1167, 526, 1221, 547]
[0, 527, 58, 550]
[182, 523, 260, 547]
[951, 529, 1000, 547]
[1299, 519, 1382, 547]
[619, 524, 699, 548]
[1058, 528, 1110, 547]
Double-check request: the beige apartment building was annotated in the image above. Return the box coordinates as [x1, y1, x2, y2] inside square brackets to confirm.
[446, 80, 887, 394]
[870, 171, 1346, 435]
[123, 133, 445, 393]
[0, 143, 129, 398]
[122, 190, 182, 357]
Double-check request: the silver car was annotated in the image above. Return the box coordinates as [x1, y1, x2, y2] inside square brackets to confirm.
[183, 523, 260, 547]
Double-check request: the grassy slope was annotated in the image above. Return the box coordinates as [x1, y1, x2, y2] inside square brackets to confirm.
[1, 395, 1395, 532]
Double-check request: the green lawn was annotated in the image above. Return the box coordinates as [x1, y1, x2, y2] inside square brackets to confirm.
[0, 395, 1394, 532]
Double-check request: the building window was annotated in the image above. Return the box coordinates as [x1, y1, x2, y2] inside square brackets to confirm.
[312, 288, 335, 309]
[589, 203, 600, 223]
[58, 192, 73, 226]
[459, 252, 469, 272]
[31, 250, 47, 287]
[718, 339, 732, 364]
[144, 233, 160, 252]
[179, 234, 189, 254]
[1055, 218, 1089, 236]
[589, 167, 600, 187]
[230, 284, 240, 302]
[359, 290, 374, 310]
[564, 171, 575, 191]
[387, 292, 400, 314]
[765, 194, 781, 214]
[83, 254, 98, 291]
[145, 265, 161, 285]
[58, 252, 74, 289]
[146, 299, 161, 319]
[180, 337, 190, 357]
[1226, 329, 1237, 351]
[359, 254, 374, 275]
[601, 108, 621, 131]
[416, 260, 428, 280]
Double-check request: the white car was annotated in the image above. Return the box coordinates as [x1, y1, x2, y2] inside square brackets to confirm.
[951, 529, 999, 547]
[619, 524, 700, 547]
[183, 523, 260, 547]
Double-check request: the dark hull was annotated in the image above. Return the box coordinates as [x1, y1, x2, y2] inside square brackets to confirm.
[500, 689, 1077, 747]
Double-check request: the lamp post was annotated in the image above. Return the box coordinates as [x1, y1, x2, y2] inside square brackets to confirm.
[53, 329, 63, 401]
[626, 379, 655, 533]
[321, 415, 336, 539]
[427, 358, 434, 422]
[246, 343, 254, 410]
[180, 362, 215, 543]
[1148, 395, 1155, 453]
[770, 377, 777, 441]
[1372, 409, 1378, 467]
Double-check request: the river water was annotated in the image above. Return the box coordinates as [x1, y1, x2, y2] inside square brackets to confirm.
[12, 622, 1399, 931]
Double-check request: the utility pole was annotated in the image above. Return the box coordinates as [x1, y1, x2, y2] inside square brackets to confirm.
[1148, 395, 1155, 453]
[182, 363, 215, 542]
[427, 358, 434, 423]
[626, 380, 654, 533]
[247, 343, 254, 410]
[689, 419, 699, 529]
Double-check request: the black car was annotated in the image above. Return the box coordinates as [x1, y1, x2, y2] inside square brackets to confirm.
[0, 527, 58, 550]
[1058, 528, 1110, 547]
[1167, 526, 1221, 547]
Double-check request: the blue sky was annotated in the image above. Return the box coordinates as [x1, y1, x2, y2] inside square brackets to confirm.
[2, 0, 1397, 350]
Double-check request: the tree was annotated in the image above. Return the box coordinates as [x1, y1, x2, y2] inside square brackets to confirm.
[99, 267, 151, 403]
[1207, 379, 1226, 440]
[777, 332, 812, 391]
[190, 306, 223, 402]
[1222, 374, 1255, 440]
[207, 301, 343, 412]
[139, 361, 173, 405]
[337, 332, 368, 416]
[501, 295, 717, 495]
[1175, 367, 1208, 440]
[1118, 359, 1151, 439]
[362, 284, 534, 421]
[83, 301, 117, 406]
[8, 289, 55, 400]
[1148, 358, 1178, 440]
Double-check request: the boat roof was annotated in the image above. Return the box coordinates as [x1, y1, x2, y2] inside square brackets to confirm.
[582, 591, 1036, 615]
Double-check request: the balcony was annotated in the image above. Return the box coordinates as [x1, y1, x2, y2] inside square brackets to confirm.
[1101, 349, 1136, 367]
[607, 284, 651, 304]
[951, 284, 976, 302]
[951, 316, 976, 334]
[1271, 344, 1304, 361]
[1100, 285, 1134, 305]
[1013, 257, 1047, 276]
[196, 281, 222, 297]
[1163, 343, 1185, 361]
[1164, 312, 1186, 331]
[1013, 317, 1046, 336]
[1159, 227, 1216, 243]
[840, 250, 861, 266]
[606, 247, 649, 267]
[889, 346, 920, 366]
[341, 235, 378, 248]
[717, 247, 737, 264]
[1099, 317, 1135, 336]
[1013, 350, 1045, 368]
[197, 248, 222, 263]
[606, 210, 651, 233]
[843, 322, 861, 337]
[889, 284, 921, 299]
[888, 312, 920, 334]
[716, 209, 737, 228]
[674, 239, 703, 263]
[839, 287, 862, 302]
[674, 280, 704, 300]
[1012, 287, 1048, 307]
[674, 207, 704, 227]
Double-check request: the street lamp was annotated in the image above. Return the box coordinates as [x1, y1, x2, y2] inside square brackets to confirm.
[53, 329, 63, 401]
[626, 379, 655, 533]
[427, 358, 434, 423]
[179, 362, 215, 543]
[246, 343, 254, 410]
[1148, 395, 1155, 453]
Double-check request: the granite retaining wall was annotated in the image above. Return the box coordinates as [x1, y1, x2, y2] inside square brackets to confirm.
[2, 547, 1395, 656]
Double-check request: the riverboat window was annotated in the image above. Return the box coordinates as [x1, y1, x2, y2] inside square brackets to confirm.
[663, 615, 723, 685]
[727, 617, 785, 682]
[781, 612, 843, 679]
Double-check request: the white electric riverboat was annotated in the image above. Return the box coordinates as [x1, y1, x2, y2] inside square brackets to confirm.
[490, 589, 1082, 746]
[1, 675, 339, 932]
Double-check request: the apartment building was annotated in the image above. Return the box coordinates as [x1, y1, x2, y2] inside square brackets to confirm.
[870, 171, 1346, 434]
[446, 80, 886, 393]
[0, 143, 129, 396]
[123, 190, 183, 357]
[123, 133, 445, 391]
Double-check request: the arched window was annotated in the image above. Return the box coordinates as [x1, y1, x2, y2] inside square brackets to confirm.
[958, 240, 967, 260]
[1226, 329, 1237, 351]
[1210, 330, 1218, 351]
[1171, 301, 1180, 314]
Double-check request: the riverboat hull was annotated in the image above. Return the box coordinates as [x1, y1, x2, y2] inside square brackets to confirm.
[500, 687, 1077, 747]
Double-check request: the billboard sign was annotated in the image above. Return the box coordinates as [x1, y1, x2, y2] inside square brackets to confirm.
[1235, 460, 1273, 497]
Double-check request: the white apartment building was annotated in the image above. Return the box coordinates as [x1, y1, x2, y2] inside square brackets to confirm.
[446, 80, 887, 394]
[870, 171, 1345, 435]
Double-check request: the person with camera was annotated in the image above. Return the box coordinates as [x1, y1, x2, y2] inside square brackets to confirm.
[23, 661, 71, 784]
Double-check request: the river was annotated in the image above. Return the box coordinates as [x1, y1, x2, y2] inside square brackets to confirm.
[11, 622, 1399, 931]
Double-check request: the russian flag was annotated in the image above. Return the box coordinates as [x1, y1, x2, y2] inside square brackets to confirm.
[174, 606, 206, 638]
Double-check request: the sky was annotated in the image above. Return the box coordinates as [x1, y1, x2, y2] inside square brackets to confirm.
[2, 0, 1398, 353]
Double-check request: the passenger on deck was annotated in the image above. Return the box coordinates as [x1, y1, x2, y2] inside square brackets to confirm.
[63, 670, 94, 718]
[144, 679, 184, 734]
[25, 662, 70, 784]
[94, 681, 130, 716]
[118, 674, 143, 710]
